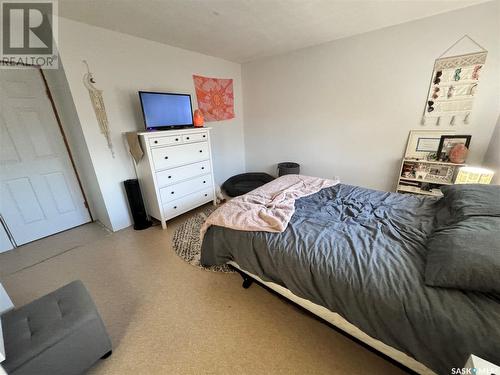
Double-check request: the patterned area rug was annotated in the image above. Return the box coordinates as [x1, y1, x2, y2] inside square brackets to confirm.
[172, 205, 234, 273]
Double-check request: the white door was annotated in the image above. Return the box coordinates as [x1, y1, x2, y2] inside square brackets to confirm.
[0, 220, 14, 253]
[0, 67, 90, 246]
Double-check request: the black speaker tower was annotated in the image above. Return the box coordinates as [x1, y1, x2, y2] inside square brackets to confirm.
[124, 179, 152, 230]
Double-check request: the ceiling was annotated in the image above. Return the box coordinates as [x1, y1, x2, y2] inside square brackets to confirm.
[58, 0, 489, 63]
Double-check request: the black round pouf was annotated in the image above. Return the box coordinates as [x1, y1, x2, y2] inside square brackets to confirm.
[222, 173, 275, 197]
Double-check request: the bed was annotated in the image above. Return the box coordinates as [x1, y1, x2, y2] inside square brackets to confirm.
[201, 183, 500, 375]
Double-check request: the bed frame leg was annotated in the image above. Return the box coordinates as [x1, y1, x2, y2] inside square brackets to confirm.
[101, 350, 112, 359]
[242, 275, 254, 289]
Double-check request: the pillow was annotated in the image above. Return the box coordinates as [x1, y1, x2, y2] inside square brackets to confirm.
[440, 184, 500, 218]
[425, 215, 500, 293]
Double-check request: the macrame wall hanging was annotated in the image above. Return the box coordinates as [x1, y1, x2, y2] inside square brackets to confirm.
[421, 35, 487, 127]
[83, 60, 115, 157]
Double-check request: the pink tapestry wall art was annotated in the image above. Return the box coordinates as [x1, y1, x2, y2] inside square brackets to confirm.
[193, 75, 235, 122]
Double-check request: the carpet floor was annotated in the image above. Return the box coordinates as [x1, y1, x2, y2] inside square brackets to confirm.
[0, 204, 406, 375]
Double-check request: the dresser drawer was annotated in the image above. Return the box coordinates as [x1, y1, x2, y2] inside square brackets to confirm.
[149, 134, 182, 147]
[163, 188, 214, 219]
[155, 160, 211, 188]
[159, 175, 212, 203]
[152, 142, 209, 170]
[182, 132, 208, 143]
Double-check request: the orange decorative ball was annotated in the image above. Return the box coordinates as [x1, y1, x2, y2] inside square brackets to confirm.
[193, 109, 204, 127]
[449, 144, 468, 164]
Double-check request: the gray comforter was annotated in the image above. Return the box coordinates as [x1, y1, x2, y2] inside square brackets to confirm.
[201, 184, 500, 374]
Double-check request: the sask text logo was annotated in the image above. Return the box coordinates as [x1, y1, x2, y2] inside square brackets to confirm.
[1, 0, 58, 68]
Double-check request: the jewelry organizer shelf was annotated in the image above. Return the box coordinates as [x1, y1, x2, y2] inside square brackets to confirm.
[399, 176, 453, 186]
[403, 159, 465, 166]
[397, 185, 444, 197]
[396, 158, 465, 197]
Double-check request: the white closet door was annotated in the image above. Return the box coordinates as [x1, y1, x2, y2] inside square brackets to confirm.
[0, 68, 90, 246]
[0, 221, 13, 253]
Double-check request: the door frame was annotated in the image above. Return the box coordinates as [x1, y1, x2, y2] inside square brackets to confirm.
[2, 62, 93, 229]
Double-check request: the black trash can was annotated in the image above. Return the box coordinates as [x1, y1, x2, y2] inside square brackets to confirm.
[277, 162, 300, 176]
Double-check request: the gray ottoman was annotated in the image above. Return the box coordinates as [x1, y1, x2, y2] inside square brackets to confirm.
[1, 280, 112, 375]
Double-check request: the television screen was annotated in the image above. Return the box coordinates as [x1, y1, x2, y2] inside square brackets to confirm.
[139, 91, 194, 130]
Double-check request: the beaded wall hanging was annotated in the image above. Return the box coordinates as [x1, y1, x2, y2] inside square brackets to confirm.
[421, 35, 487, 127]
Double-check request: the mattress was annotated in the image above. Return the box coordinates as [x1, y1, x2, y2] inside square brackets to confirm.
[201, 184, 500, 374]
[228, 261, 434, 374]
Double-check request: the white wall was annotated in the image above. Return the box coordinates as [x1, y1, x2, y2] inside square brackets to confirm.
[242, 2, 500, 191]
[56, 18, 246, 231]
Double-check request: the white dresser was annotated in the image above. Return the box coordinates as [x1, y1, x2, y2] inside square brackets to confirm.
[135, 128, 216, 229]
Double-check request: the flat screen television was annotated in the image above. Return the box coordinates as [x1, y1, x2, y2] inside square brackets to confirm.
[139, 91, 194, 130]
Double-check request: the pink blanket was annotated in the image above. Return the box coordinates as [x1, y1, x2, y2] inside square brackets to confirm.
[200, 174, 338, 239]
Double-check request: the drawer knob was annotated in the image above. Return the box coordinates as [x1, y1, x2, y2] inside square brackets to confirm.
[186, 137, 190, 140]
[168, 176, 172, 179]
[175, 138, 179, 141]
[203, 181, 206, 184]
[203, 135, 206, 138]
[164, 156, 169, 159]
[154, 140, 158, 144]
[201, 167, 205, 170]
[204, 194, 208, 197]
[173, 206, 177, 209]
[171, 191, 174, 194]
[199, 150, 202, 153]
